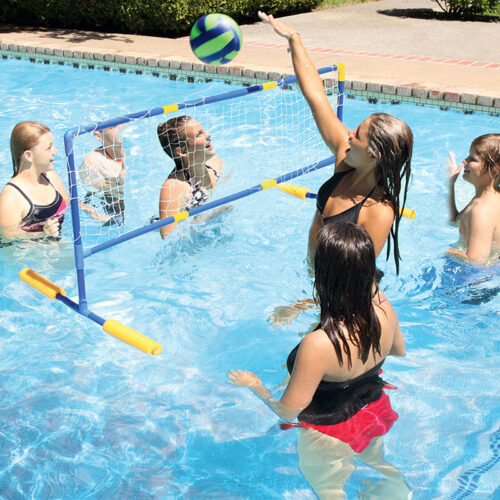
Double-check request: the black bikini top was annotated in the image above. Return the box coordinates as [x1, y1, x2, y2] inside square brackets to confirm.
[180, 164, 220, 210]
[316, 169, 375, 225]
[6, 173, 67, 232]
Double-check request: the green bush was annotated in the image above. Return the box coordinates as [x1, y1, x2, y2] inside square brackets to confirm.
[0, 0, 321, 37]
[432, 0, 499, 18]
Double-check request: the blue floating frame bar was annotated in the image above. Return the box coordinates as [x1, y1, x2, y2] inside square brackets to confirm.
[64, 65, 344, 313]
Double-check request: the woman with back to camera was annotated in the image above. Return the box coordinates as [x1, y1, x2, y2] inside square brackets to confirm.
[156, 115, 224, 239]
[228, 222, 410, 499]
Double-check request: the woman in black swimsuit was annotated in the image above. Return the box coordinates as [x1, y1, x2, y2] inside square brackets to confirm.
[0, 121, 69, 240]
[228, 222, 410, 498]
[258, 12, 413, 274]
[156, 116, 224, 239]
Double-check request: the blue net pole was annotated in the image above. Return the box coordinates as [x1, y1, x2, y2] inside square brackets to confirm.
[83, 156, 336, 258]
[64, 129, 89, 314]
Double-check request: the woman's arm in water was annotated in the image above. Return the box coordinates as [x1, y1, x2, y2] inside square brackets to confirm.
[228, 331, 327, 420]
[258, 12, 349, 162]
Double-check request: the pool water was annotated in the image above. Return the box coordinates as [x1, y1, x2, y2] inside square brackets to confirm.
[0, 57, 499, 499]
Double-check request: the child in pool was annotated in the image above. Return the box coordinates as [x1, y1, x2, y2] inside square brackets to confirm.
[79, 124, 126, 225]
[448, 133, 500, 264]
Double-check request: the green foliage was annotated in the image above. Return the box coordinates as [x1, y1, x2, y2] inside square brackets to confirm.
[0, 0, 321, 36]
[432, 0, 499, 18]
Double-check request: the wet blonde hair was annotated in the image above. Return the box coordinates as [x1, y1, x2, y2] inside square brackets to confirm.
[471, 133, 500, 189]
[10, 121, 51, 176]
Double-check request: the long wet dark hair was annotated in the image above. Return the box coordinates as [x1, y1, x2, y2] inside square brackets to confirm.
[367, 113, 413, 274]
[314, 221, 381, 368]
[157, 115, 191, 170]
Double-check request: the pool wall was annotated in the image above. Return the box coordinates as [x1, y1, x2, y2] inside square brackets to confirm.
[1, 43, 499, 116]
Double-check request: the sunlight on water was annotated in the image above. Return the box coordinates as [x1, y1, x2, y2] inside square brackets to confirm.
[0, 57, 499, 499]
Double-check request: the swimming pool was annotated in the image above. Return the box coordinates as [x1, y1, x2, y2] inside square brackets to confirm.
[0, 57, 499, 499]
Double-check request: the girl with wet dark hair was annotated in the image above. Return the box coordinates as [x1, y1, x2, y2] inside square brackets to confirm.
[229, 222, 410, 498]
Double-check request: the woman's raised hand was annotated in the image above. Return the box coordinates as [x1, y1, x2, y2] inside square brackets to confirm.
[448, 151, 463, 185]
[258, 11, 298, 40]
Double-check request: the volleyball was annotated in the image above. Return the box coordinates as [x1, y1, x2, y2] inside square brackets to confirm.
[190, 14, 242, 65]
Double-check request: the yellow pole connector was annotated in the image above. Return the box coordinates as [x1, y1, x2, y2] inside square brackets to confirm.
[103, 320, 163, 356]
[399, 208, 416, 219]
[19, 268, 66, 300]
[276, 183, 311, 199]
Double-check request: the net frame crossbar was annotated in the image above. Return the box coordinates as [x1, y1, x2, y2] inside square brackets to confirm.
[64, 64, 344, 316]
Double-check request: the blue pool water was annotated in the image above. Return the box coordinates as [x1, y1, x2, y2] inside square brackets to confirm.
[0, 57, 499, 499]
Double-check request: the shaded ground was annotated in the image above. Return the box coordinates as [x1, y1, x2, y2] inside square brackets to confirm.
[378, 7, 500, 22]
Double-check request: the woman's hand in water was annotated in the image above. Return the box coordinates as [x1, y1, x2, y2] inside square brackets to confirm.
[448, 152, 463, 185]
[227, 369, 263, 389]
[258, 11, 299, 41]
[269, 305, 301, 328]
[43, 218, 60, 236]
[269, 299, 317, 328]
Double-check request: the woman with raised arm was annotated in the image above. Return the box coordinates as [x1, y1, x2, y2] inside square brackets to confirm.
[228, 222, 410, 499]
[156, 115, 224, 239]
[258, 12, 413, 273]
[448, 133, 500, 264]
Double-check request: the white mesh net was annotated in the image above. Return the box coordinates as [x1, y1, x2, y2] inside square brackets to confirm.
[68, 70, 341, 249]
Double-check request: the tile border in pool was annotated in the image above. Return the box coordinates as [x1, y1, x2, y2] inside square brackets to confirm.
[2, 44, 500, 116]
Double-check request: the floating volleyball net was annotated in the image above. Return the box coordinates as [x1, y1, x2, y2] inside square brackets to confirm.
[21, 65, 345, 354]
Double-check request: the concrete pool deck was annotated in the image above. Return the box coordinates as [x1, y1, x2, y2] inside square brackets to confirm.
[1, 0, 499, 106]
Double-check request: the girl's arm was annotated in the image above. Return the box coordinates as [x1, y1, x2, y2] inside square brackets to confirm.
[159, 178, 190, 239]
[258, 12, 349, 161]
[449, 204, 495, 263]
[228, 332, 327, 421]
[389, 318, 406, 357]
[358, 202, 395, 258]
[448, 152, 462, 223]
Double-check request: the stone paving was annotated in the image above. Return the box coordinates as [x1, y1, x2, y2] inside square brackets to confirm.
[1, 0, 499, 107]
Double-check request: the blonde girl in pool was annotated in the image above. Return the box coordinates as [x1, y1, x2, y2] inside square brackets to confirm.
[0, 122, 67, 240]
[448, 133, 500, 264]
[0, 121, 107, 241]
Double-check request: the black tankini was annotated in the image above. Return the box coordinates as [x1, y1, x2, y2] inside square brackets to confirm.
[286, 341, 398, 452]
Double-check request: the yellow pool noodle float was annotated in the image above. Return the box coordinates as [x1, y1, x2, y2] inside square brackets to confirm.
[20, 268, 66, 299]
[103, 320, 162, 355]
[19, 268, 162, 356]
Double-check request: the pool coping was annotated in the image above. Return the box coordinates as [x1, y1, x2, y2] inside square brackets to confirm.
[2, 43, 500, 116]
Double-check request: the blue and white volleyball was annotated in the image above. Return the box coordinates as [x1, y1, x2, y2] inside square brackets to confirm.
[190, 14, 242, 65]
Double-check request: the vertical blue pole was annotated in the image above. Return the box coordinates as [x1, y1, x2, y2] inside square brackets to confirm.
[336, 63, 345, 122]
[337, 80, 344, 122]
[64, 129, 88, 314]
